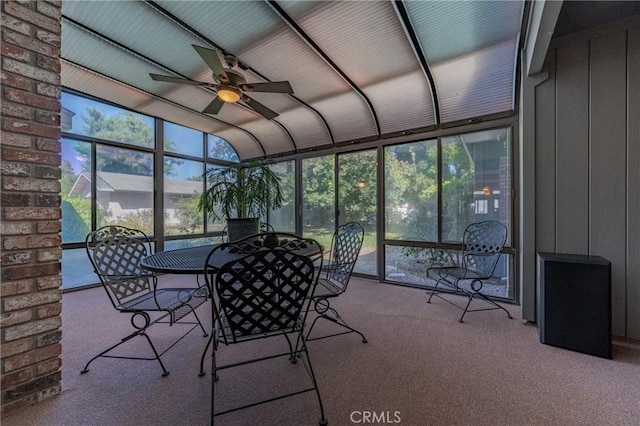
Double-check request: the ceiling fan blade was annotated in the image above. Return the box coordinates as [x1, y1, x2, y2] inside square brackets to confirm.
[239, 81, 293, 94]
[150, 73, 201, 85]
[192, 45, 227, 81]
[243, 95, 279, 120]
[202, 97, 225, 115]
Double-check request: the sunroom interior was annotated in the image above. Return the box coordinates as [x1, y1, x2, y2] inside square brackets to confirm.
[1, 0, 639, 422]
[57, 0, 639, 337]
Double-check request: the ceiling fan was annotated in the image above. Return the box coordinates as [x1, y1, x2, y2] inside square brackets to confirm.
[149, 45, 293, 120]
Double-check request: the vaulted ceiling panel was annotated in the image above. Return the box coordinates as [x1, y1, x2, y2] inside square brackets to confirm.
[60, 0, 526, 161]
[63, 1, 206, 76]
[269, 107, 332, 153]
[431, 40, 518, 123]
[213, 127, 265, 159]
[234, 120, 293, 157]
[61, 61, 152, 110]
[404, 0, 523, 124]
[278, 0, 436, 133]
[364, 70, 436, 135]
[138, 0, 378, 143]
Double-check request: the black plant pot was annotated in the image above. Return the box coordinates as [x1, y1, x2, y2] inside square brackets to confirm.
[226, 218, 259, 242]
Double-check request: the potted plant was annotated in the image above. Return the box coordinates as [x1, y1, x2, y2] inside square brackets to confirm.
[198, 159, 284, 241]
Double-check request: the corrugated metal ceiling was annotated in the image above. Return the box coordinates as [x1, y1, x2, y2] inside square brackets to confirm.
[61, 0, 525, 161]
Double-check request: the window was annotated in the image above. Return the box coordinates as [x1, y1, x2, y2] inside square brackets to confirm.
[383, 127, 513, 300]
[384, 140, 438, 242]
[164, 157, 204, 236]
[208, 134, 239, 162]
[269, 160, 295, 233]
[302, 155, 335, 248]
[61, 91, 154, 148]
[95, 145, 154, 235]
[61, 138, 92, 244]
[61, 92, 156, 290]
[164, 121, 203, 157]
[441, 128, 511, 242]
[338, 149, 377, 275]
[60, 91, 514, 300]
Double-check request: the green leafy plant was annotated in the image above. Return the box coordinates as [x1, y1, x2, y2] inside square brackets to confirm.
[198, 159, 284, 222]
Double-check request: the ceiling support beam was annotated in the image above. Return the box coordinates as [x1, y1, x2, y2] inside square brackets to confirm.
[393, 0, 440, 127]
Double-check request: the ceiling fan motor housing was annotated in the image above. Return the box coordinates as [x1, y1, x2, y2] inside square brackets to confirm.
[227, 69, 246, 86]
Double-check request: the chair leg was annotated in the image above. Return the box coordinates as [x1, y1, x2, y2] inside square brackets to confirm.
[306, 297, 367, 343]
[467, 287, 513, 321]
[81, 313, 170, 377]
[426, 276, 441, 303]
[81, 331, 169, 376]
[430, 277, 513, 323]
[298, 343, 328, 426]
[459, 293, 475, 323]
[210, 349, 216, 426]
[189, 308, 209, 337]
[141, 331, 170, 376]
[199, 334, 213, 376]
[210, 342, 221, 426]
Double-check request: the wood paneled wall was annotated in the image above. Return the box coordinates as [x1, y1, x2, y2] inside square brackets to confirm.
[534, 19, 639, 339]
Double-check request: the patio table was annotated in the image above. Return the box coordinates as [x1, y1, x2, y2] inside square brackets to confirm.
[140, 239, 322, 275]
[140, 245, 221, 275]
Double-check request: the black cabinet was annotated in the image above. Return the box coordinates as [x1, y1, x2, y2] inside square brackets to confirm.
[537, 252, 612, 359]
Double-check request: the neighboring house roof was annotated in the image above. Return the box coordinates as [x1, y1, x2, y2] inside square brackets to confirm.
[68, 172, 202, 197]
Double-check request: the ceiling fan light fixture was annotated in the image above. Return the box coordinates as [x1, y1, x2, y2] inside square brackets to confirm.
[217, 86, 241, 103]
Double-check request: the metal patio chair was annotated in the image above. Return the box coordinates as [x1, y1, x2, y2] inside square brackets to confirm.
[82, 225, 208, 376]
[306, 221, 367, 343]
[198, 232, 323, 374]
[200, 244, 327, 425]
[426, 220, 512, 323]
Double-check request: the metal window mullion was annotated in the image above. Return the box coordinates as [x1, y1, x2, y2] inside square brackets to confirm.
[437, 136, 443, 244]
[334, 154, 339, 229]
[91, 142, 97, 232]
[295, 157, 302, 237]
[376, 145, 384, 282]
[154, 118, 164, 252]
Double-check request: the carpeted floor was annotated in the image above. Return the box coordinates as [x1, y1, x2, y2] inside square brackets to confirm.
[4, 275, 639, 426]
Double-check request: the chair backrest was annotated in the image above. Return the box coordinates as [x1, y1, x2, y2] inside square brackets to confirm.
[205, 233, 322, 275]
[461, 221, 507, 278]
[324, 222, 365, 290]
[85, 225, 153, 308]
[213, 247, 317, 343]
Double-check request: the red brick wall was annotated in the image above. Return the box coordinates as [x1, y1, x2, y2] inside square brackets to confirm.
[1, 0, 62, 418]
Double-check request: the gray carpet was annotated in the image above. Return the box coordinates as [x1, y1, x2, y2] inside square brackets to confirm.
[4, 275, 639, 426]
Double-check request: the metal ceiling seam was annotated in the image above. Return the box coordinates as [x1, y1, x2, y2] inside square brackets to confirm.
[60, 15, 267, 158]
[60, 58, 264, 157]
[144, 0, 326, 154]
[270, 118, 298, 154]
[266, 0, 381, 141]
[392, 0, 440, 127]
